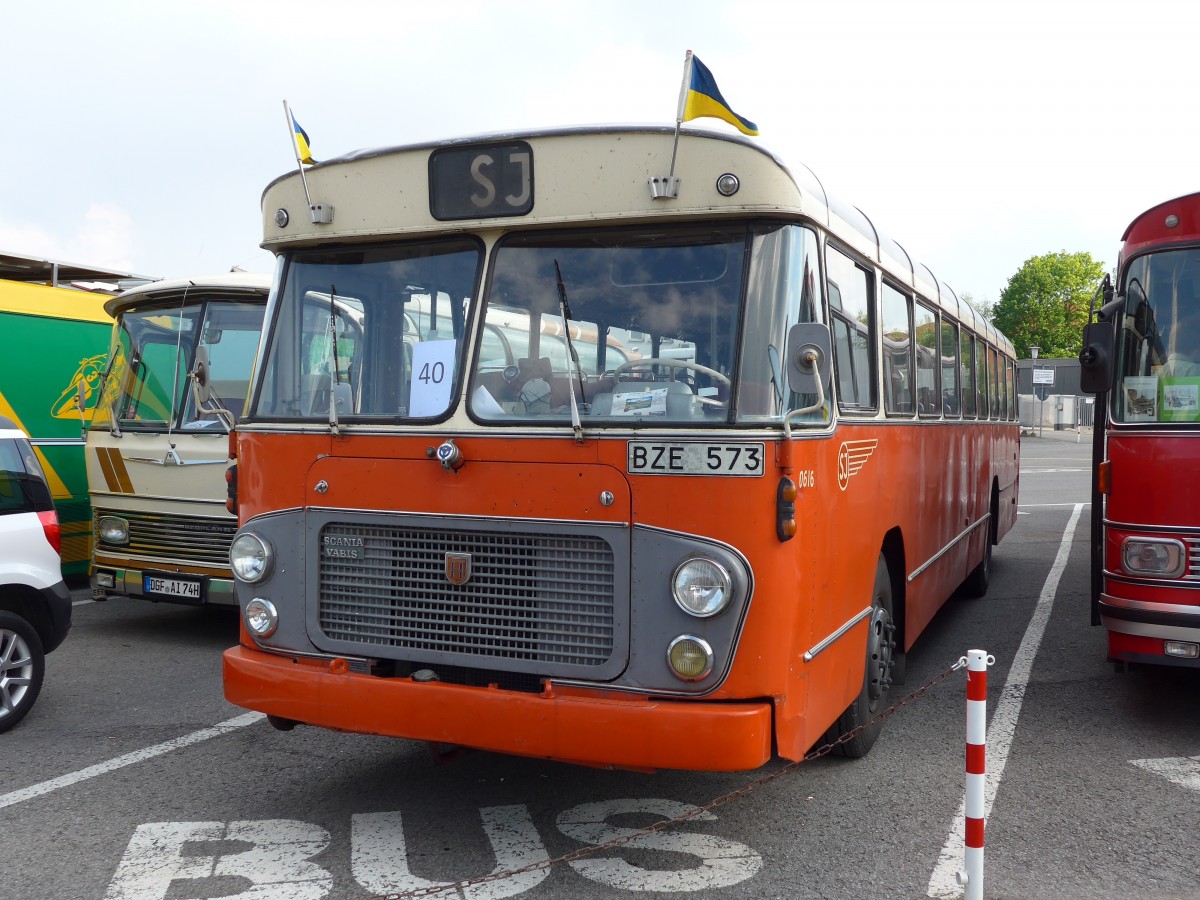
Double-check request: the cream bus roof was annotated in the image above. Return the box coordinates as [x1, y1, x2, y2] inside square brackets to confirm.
[105, 271, 272, 317]
[260, 124, 1012, 354]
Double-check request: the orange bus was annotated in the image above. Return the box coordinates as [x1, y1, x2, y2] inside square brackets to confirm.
[223, 126, 1019, 770]
[1080, 192, 1200, 669]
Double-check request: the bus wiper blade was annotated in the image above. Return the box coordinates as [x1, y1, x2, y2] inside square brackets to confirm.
[329, 283, 340, 435]
[553, 260, 585, 443]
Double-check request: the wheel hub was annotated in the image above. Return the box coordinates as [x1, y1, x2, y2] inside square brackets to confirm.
[865, 606, 895, 707]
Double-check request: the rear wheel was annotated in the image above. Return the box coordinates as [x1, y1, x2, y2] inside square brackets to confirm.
[0, 611, 45, 734]
[828, 555, 896, 758]
[963, 507, 996, 598]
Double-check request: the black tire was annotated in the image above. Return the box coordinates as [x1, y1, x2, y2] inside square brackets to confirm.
[962, 512, 995, 598]
[828, 555, 896, 758]
[0, 610, 45, 734]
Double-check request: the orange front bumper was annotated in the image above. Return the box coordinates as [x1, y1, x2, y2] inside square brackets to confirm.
[223, 645, 773, 771]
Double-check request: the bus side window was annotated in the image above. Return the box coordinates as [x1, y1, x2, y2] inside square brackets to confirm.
[882, 284, 913, 416]
[826, 246, 877, 412]
[960, 330, 976, 418]
[941, 319, 960, 417]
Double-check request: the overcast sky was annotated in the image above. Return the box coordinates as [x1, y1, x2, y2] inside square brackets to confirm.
[5, 0, 1197, 305]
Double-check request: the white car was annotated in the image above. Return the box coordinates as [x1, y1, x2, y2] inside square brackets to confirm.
[0, 415, 71, 732]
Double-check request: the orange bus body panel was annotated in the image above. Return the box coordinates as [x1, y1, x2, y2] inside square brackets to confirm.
[228, 415, 1016, 768]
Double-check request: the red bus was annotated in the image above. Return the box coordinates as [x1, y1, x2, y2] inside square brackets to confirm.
[1081, 192, 1200, 669]
[223, 126, 1020, 770]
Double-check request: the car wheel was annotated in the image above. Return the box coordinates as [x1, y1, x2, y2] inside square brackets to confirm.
[0, 611, 45, 733]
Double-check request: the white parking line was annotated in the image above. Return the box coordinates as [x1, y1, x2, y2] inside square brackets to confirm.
[0, 712, 264, 811]
[926, 502, 1085, 898]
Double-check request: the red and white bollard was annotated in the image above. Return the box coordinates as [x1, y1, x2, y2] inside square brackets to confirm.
[957, 649, 993, 900]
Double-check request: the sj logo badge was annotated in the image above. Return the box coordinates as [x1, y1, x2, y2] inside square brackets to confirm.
[837, 439, 878, 491]
[445, 552, 472, 585]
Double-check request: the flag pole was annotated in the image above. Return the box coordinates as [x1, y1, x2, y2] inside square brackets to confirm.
[650, 51, 689, 200]
[282, 99, 314, 210]
[668, 50, 693, 178]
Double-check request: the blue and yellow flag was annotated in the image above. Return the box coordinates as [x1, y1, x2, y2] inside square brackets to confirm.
[291, 111, 315, 165]
[680, 53, 758, 136]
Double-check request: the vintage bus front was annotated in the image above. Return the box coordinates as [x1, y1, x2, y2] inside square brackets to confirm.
[224, 128, 974, 771]
[1084, 193, 1200, 668]
[88, 274, 270, 607]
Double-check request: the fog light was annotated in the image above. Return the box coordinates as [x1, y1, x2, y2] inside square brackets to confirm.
[245, 598, 279, 638]
[1164, 641, 1199, 659]
[667, 635, 713, 681]
[95, 571, 115, 588]
[97, 515, 129, 544]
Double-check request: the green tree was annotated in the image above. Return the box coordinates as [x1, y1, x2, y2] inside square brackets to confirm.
[993, 251, 1106, 358]
[960, 292, 994, 323]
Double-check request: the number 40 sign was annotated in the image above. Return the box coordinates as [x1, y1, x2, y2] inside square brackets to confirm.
[409, 339, 456, 417]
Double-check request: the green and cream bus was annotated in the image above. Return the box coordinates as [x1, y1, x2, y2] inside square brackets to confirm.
[87, 272, 270, 606]
[0, 252, 155, 576]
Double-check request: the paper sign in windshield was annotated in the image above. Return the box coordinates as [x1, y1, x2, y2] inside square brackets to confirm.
[409, 340, 457, 417]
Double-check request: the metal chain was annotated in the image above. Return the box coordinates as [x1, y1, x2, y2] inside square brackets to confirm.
[378, 658, 967, 900]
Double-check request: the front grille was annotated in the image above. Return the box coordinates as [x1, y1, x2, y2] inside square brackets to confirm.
[318, 522, 617, 673]
[94, 508, 237, 567]
[1187, 537, 1200, 581]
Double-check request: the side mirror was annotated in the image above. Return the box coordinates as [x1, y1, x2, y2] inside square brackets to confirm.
[781, 323, 833, 436]
[784, 323, 832, 396]
[189, 345, 234, 430]
[1079, 290, 1123, 395]
[190, 345, 214, 406]
[1079, 320, 1114, 394]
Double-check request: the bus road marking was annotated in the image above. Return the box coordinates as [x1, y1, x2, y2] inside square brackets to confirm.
[0, 712, 264, 811]
[926, 502, 1085, 898]
[107, 800, 762, 898]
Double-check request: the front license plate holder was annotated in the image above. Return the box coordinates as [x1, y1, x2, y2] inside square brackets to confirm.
[143, 574, 203, 602]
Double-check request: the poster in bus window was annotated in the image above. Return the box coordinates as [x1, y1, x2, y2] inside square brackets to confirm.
[1160, 377, 1200, 422]
[1123, 376, 1158, 421]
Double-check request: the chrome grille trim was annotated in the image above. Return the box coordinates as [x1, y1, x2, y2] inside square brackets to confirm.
[314, 518, 626, 678]
[94, 507, 237, 567]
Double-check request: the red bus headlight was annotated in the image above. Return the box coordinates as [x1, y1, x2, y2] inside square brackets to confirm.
[1121, 538, 1187, 578]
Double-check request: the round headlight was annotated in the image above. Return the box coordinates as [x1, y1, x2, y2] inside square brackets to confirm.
[230, 532, 272, 583]
[667, 635, 714, 681]
[245, 598, 279, 638]
[97, 515, 129, 545]
[671, 557, 732, 617]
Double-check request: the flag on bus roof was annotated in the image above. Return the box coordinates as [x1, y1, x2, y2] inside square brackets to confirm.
[290, 108, 315, 165]
[678, 51, 759, 136]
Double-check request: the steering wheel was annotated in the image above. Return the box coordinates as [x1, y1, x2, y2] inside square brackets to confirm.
[612, 358, 731, 408]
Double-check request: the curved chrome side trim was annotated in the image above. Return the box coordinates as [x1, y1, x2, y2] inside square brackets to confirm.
[804, 605, 871, 662]
[908, 512, 990, 583]
[1102, 569, 1200, 589]
[1100, 594, 1200, 617]
[1101, 616, 1200, 641]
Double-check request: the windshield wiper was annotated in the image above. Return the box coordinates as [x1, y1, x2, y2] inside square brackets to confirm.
[328, 284, 341, 435]
[553, 260, 585, 443]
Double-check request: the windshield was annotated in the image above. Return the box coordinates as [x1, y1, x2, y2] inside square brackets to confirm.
[469, 226, 749, 424]
[93, 299, 265, 432]
[1113, 248, 1200, 424]
[253, 241, 481, 421]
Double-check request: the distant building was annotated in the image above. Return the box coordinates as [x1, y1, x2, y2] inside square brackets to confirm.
[1016, 356, 1091, 432]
